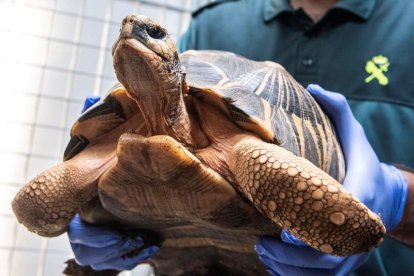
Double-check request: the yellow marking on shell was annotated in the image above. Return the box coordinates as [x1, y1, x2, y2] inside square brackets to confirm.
[316, 122, 330, 170]
[266, 67, 277, 101]
[255, 70, 273, 96]
[303, 119, 322, 167]
[292, 115, 306, 158]
[261, 98, 273, 135]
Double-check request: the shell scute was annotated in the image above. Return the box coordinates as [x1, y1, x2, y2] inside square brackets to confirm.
[182, 50, 344, 181]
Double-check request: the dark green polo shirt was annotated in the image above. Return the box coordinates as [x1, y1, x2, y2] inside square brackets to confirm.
[179, 0, 414, 275]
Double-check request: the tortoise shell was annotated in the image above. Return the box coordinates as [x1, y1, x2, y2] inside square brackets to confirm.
[66, 50, 344, 182]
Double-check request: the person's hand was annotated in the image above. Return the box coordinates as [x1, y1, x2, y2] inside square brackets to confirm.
[255, 84, 408, 275]
[81, 96, 101, 113]
[67, 97, 159, 271]
[68, 215, 159, 271]
[306, 84, 407, 230]
[256, 233, 369, 275]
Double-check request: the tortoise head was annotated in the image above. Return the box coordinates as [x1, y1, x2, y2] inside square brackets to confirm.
[112, 15, 189, 136]
[112, 15, 184, 99]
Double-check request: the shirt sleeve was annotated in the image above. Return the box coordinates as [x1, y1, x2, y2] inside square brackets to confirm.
[178, 19, 198, 53]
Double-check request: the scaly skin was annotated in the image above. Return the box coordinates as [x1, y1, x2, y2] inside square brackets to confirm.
[12, 163, 93, 236]
[12, 156, 116, 237]
[229, 137, 385, 256]
[12, 113, 145, 237]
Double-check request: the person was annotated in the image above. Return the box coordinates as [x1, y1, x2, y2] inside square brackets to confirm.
[67, 0, 414, 274]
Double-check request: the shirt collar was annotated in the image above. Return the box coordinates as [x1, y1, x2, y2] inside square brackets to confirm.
[263, 0, 292, 22]
[263, 0, 377, 22]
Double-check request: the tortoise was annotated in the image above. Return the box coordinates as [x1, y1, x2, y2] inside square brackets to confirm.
[12, 15, 385, 275]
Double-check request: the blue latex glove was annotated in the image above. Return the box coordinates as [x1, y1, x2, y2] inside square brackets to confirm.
[81, 96, 101, 113]
[67, 97, 159, 271]
[68, 215, 159, 271]
[255, 84, 408, 275]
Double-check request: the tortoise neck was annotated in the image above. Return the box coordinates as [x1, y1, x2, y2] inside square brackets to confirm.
[162, 82, 194, 147]
[137, 77, 194, 147]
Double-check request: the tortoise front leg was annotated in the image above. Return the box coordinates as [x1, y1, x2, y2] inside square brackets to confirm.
[12, 142, 117, 237]
[228, 138, 385, 256]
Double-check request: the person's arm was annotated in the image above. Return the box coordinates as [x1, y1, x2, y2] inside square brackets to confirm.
[389, 168, 414, 245]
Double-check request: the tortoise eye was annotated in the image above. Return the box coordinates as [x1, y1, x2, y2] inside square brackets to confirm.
[146, 25, 167, 40]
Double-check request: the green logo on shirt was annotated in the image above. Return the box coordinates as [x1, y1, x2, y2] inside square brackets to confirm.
[365, 55, 390, 86]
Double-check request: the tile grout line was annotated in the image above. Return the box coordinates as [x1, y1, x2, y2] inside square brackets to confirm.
[35, 0, 60, 275]
[93, 0, 114, 97]
[57, 0, 86, 161]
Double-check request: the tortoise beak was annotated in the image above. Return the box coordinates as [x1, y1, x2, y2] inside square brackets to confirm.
[112, 15, 149, 56]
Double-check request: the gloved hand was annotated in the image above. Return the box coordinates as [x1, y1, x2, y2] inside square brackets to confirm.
[68, 215, 159, 271]
[67, 96, 159, 271]
[81, 96, 101, 113]
[255, 84, 408, 275]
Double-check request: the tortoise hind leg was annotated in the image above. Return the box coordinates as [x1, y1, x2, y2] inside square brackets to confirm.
[228, 137, 385, 256]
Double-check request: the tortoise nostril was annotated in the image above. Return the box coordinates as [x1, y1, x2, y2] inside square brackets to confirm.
[129, 19, 134, 24]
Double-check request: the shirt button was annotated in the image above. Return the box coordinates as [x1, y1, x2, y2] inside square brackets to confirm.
[302, 58, 314, 67]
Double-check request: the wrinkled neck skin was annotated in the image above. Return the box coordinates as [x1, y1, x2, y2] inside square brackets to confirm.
[114, 43, 194, 147]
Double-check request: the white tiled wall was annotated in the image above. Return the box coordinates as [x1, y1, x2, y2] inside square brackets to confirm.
[0, 0, 211, 275]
